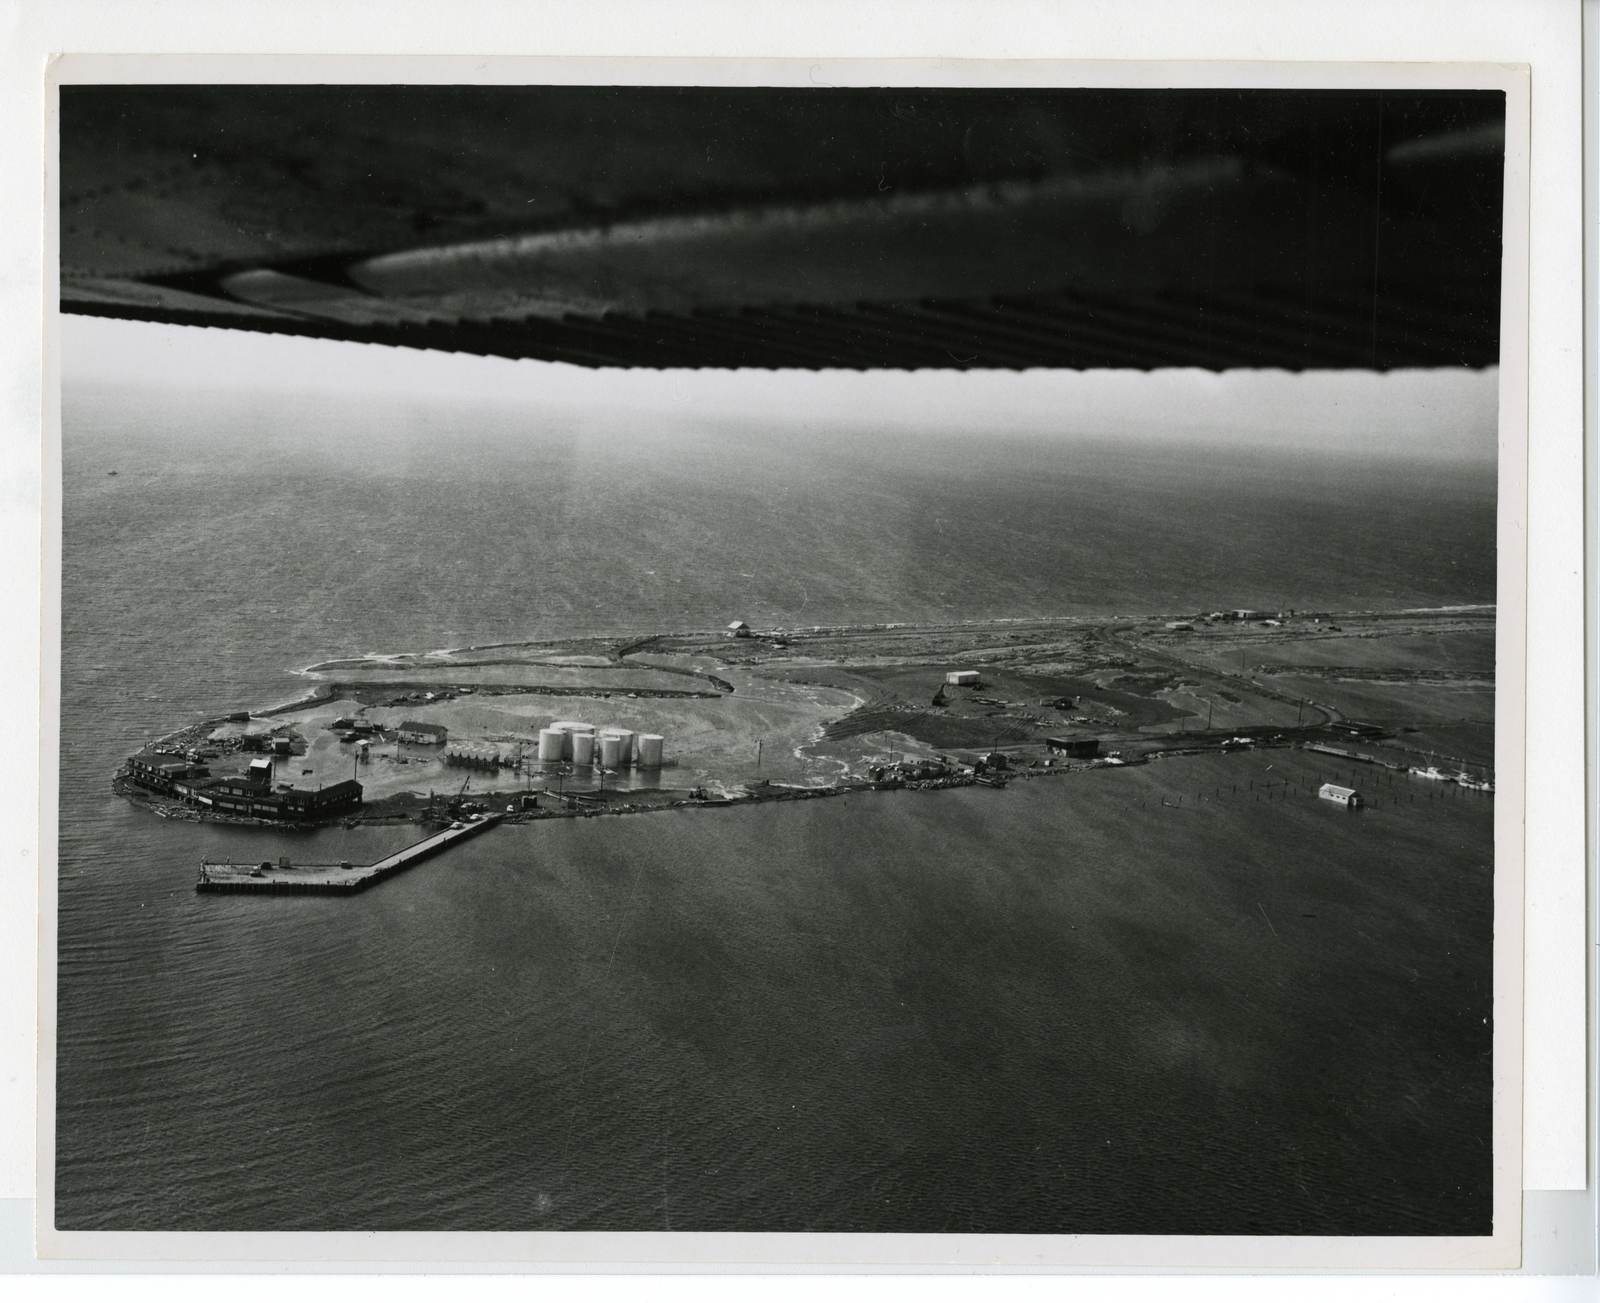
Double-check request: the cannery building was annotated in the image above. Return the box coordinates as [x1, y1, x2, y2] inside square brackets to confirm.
[192, 762, 363, 820]
[124, 750, 210, 794]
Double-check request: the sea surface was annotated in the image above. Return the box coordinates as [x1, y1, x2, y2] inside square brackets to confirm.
[56, 382, 1496, 1233]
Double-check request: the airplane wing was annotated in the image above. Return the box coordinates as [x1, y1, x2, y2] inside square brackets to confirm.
[60, 86, 1505, 371]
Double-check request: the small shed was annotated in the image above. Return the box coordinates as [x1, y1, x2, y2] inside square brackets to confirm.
[1318, 783, 1363, 808]
[727, 620, 752, 638]
[945, 670, 980, 686]
[247, 757, 275, 785]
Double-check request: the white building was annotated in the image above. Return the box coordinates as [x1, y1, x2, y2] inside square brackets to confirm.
[945, 670, 980, 686]
[397, 720, 448, 744]
[1318, 783, 1363, 808]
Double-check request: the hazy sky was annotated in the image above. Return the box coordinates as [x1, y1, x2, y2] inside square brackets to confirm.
[61, 315, 1500, 462]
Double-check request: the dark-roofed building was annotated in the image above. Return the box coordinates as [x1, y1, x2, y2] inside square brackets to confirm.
[194, 776, 363, 821]
[124, 750, 209, 794]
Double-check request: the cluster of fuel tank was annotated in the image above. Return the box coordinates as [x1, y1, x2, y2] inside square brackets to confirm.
[536, 720, 664, 769]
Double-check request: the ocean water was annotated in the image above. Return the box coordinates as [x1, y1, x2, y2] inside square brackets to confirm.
[56, 382, 1495, 1233]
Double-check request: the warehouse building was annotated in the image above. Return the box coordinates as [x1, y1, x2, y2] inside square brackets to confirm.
[195, 774, 364, 820]
[397, 720, 448, 744]
[166, 753, 366, 820]
[124, 750, 210, 794]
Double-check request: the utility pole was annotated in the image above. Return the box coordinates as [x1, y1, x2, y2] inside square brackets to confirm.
[757, 739, 763, 769]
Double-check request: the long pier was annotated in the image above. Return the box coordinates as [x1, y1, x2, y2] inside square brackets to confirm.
[196, 814, 504, 895]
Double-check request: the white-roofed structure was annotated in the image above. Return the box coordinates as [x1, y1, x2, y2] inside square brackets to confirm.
[1318, 783, 1363, 808]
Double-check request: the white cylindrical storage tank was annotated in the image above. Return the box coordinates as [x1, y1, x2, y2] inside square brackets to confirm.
[538, 728, 564, 761]
[599, 734, 622, 768]
[609, 729, 635, 764]
[550, 721, 593, 760]
[571, 732, 595, 765]
[637, 734, 664, 768]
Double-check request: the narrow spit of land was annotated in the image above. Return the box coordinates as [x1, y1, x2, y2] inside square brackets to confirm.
[114, 604, 1494, 891]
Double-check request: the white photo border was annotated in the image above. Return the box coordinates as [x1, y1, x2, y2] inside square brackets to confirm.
[36, 52, 1531, 1270]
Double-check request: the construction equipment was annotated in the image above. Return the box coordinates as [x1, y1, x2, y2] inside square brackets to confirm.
[442, 774, 471, 819]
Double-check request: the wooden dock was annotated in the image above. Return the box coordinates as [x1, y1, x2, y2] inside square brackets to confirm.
[196, 814, 504, 895]
[1299, 742, 1407, 771]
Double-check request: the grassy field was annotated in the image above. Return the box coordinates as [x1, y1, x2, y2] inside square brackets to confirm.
[1265, 676, 1494, 726]
[1182, 626, 1494, 678]
[1231, 631, 1493, 676]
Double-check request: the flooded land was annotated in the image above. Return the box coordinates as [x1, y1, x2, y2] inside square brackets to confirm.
[119, 604, 1495, 835]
